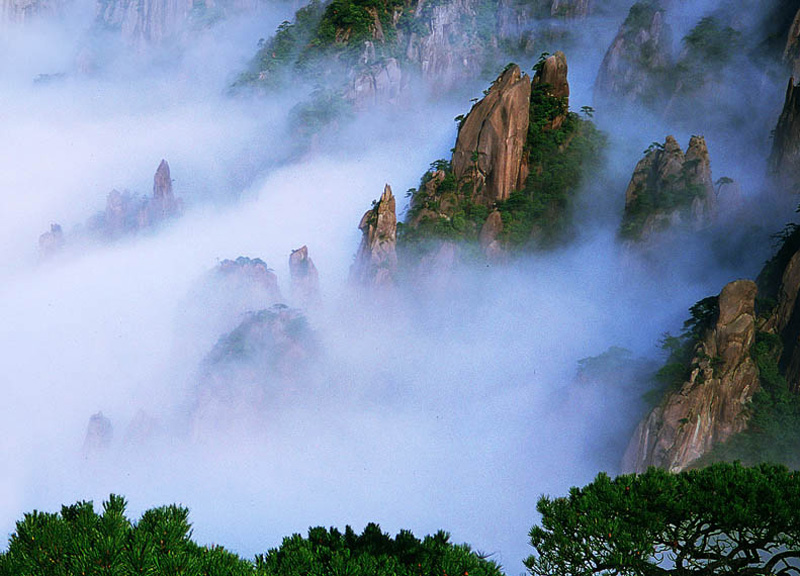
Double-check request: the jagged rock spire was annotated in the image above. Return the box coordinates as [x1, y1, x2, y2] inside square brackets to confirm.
[350, 184, 397, 287]
[769, 78, 800, 191]
[289, 246, 320, 307]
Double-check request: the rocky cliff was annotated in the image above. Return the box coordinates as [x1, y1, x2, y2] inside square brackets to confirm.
[1, 0, 61, 23]
[217, 256, 282, 304]
[289, 245, 320, 307]
[82, 411, 114, 457]
[90, 159, 183, 239]
[451, 63, 531, 206]
[620, 135, 716, 241]
[39, 159, 184, 254]
[195, 304, 318, 418]
[784, 6, 800, 78]
[350, 184, 397, 287]
[395, 53, 602, 261]
[769, 78, 800, 192]
[623, 280, 760, 473]
[594, 0, 672, 108]
[95, 0, 262, 44]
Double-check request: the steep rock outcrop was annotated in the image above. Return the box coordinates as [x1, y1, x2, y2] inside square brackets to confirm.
[82, 411, 113, 456]
[594, 1, 672, 108]
[89, 159, 183, 239]
[152, 159, 179, 218]
[346, 57, 403, 108]
[623, 280, 760, 473]
[479, 210, 504, 260]
[289, 245, 320, 307]
[405, 0, 488, 90]
[1, 0, 61, 23]
[95, 0, 261, 44]
[785, 7, 800, 78]
[532, 51, 569, 129]
[769, 78, 800, 192]
[217, 256, 282, 304]
[620, 135, 716, 241]
[194, 304, 318, 418]
[40, 160, 184, 253]
[38, 223, 64, 257]
[350, 184, 397, 287]
[451, 64, 531, 205]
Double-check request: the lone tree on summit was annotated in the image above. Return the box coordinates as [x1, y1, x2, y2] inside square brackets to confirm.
[526, 462, 800, 576]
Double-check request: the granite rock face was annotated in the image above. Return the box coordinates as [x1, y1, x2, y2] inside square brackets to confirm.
[350, 184, 398, 287]
[95, 0, 262, 44]
[289, 245, 320, 307]
[623, 280, 760, 472]
[451, 64, 531, 205]
[621, 135, 716, 241]
[769, 78, 800, 191]
[594, 1, 672, 107]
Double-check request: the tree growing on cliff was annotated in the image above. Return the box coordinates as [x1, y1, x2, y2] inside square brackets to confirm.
[526, 463, 800, 576]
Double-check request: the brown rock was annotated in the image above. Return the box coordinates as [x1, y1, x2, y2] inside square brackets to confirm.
[152, 159, 179, 219]
[289, 245, 320, 308]
[622, 135, 716, 241]
[351, 184, 398, 287]
[532, 51, 570, 130]
[479, 210, 504, 260]
[451, 64, 531, 205]
[533, 50, 569, 102]
[623, 280, 760, 472]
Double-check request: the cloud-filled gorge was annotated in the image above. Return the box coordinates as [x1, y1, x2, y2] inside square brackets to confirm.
[2, 0, 800, 571]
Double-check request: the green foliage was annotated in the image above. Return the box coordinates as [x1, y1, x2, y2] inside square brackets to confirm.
[0, 499, 500, 576]
[0, 495, 252, 576]
[288, 88, 353, 137]
[496, 85, 605, 248]
[681, 17, 741, 65]
[674, 17, 741, 96]
[233, 0, 325, 89]
[757, 222, 800, 305]
[622, 0, 660, 38]
[619, 138, 709, 241]
[527, 463, 800, 576]
[698, 332, 800, 468]
[642, 296, 720, 408]
[256, 524, 502, 576]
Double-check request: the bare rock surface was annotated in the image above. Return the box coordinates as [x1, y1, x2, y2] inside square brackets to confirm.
[623, 280, 759, 472]
[350, 184, 398, 287]
[451, 64, 531, 205]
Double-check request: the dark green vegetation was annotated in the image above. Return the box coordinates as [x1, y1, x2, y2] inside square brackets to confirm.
[527, 463, 800, 576]
[496, 87, 605, 247]
[0, 495, 253, 576]
[235, 0, 499, 91]
[619, 143, 709, 241]
[700, 332, 800, 468]
[401, 63, 605, 254]
[646, 221, 800, 467]
[640, 295, 719, 407]
[0, 497, 503, 576]
[674, 17, 742, 96]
